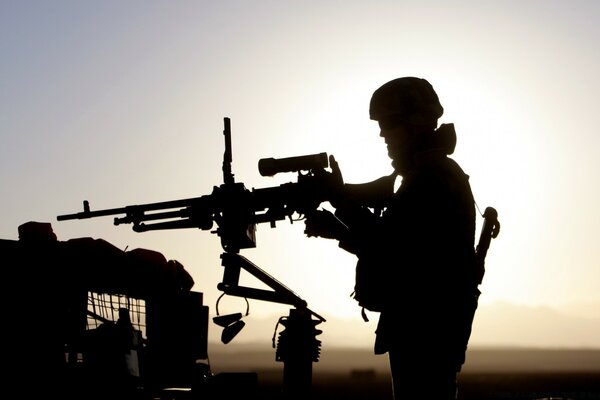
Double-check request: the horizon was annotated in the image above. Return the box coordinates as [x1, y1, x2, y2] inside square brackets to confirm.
[204, 300, 600, 350]
[205, 341, 600, 375]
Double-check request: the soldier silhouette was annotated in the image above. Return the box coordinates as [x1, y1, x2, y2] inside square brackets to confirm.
[305, 77, 479, 400]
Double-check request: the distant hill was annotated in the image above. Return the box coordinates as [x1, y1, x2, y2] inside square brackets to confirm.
[207, 343, 600, 374]
[207, 301, 600, 350]
[469, 301, 600, 348]
[205, 301, 600, 374]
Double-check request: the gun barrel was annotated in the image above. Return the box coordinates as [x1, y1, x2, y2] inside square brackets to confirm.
[57, 202, 128, 221]
[57, 196, 214, 224]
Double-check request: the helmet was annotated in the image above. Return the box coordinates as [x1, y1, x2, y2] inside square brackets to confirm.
[369, 77, 443, 125]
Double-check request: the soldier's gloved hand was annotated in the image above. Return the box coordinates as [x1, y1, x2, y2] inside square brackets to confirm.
[304, 209, 348, 240]
[314, 155, 347, 209]
[328, 155, 347, 208]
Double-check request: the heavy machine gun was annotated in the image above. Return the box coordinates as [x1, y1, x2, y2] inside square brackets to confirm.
[58, 117, 334, 254]
[57, 117, 338, 398]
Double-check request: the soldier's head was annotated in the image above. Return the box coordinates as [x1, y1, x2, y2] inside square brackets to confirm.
[369, 77, 443, 173]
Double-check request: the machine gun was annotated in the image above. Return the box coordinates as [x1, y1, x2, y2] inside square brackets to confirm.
[58, 117, 334, 254]
[57, 117, 335, 397]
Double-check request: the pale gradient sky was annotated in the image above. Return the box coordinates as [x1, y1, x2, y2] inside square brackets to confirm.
[1, 1, 598, 347]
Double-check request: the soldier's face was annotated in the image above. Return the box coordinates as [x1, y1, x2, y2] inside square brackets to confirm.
[378, 120, 417, 173]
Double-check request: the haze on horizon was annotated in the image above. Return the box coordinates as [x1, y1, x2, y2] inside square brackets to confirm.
[1, 1, 598, 350]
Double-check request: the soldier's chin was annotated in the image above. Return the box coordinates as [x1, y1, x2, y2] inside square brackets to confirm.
[391, 158, 408, 174]
[388, 146, 395, 159]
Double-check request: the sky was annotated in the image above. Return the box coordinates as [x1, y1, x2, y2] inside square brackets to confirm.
[1, 1, 599, 348]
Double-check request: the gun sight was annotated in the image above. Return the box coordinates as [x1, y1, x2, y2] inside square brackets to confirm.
[258, 152, 328, 177]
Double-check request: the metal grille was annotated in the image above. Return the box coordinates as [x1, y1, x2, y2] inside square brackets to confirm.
[86, 291, 146, 336]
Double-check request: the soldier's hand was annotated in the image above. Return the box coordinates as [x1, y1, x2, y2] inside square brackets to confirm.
[315, 154, 347, 208]
[304, 209, 348, 240]
[329, 154, 343, 187]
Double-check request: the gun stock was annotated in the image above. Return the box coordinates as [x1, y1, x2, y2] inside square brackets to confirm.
[475, 206, 500, 284]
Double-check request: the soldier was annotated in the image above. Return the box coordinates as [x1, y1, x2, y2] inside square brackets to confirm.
[305, 77, 479, 400]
